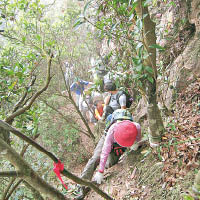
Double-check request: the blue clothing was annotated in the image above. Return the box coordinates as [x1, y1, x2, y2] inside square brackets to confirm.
[70, 80, 89, 95]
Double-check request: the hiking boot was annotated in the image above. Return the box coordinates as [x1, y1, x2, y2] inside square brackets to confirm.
[74, 185, 91, 200]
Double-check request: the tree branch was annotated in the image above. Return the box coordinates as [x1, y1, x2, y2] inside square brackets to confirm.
[12, 75, 36, 113]
[5, 54, 53, 124]
[0, 138, 68, 200]
[2, 134, 40, 200]
[23, 181, 45, 200]
[0, 119, 59, 162]
[0, 171, 22, 177]
[4, 179, 23, 200]
[57, 58, 95, 140]
[0, 120, 113, 200]
[41, 98, 91, 138]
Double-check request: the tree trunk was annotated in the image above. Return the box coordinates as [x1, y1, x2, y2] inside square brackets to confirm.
[146, 82, 164, 144]
[135, 0, 164, 145]
[0, 137, 68, 200]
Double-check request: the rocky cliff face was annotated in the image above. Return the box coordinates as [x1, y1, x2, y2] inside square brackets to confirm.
[156, 0, 200, 108]
[136, 0, 200, 122]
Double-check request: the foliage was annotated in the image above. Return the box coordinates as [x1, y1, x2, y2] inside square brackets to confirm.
[74, 0, 164, 101]
[0, 0, 97, 199]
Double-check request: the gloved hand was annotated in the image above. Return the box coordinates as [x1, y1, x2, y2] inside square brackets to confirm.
[93, 171, 104, 184]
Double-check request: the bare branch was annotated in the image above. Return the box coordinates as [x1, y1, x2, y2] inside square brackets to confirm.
[0, 171, 22, 177]
[57, 58, 95, 140]
[12, 75, 36, 113]
[0, 138, 68, 200]
[4, 179, 23, 200]
[1, 178, 16, 200]
[5, 54, 53, 124]
[0, 120, 113, 200]
[2, 134, 40, 199]
[22, 181, 45, 200]
[41, 98, 91, 137]
[0, 119, 58, 162]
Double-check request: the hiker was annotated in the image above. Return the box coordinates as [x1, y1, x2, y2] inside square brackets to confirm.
[70, 80, 93, 107]
[79, 90, 97, 123]
[74, 109, 141, 200]
[101, 81, 127, 121]
[92, 60, 108, 92]
[94, 100, 104, 121]
[64, 61, 74, 86]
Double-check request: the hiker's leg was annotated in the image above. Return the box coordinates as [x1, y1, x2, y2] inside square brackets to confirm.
[81, 135, 105, 180]
[105, 151, 121, 168]
[88, 107, 97, 123]
[76, 94, 80, 107]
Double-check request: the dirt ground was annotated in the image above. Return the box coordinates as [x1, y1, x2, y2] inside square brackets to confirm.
[66, 81, 199, 200]
[71, 145, 197, 200]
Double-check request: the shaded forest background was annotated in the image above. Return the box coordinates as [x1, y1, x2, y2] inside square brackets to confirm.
[0, 0, 199, 200]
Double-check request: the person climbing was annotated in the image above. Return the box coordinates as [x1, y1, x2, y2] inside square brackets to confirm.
[74, 109, 142, 200]
[79, 89, 97, 123]
[64, 61, 74, 86]
[70, 79, 93, 108]
[101, 81, 127, 121]
[92, 59, 108, 92]
[94, 100, 104, 121]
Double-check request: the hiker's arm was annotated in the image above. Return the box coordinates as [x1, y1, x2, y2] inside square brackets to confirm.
[83, 80, 93, 86]
[88, 81, 93, 86]
[101, 95, 111, 121]
[104, 95, 111, 105]
[98, 126, 115, 173]
[94, 130, 114, 184]
[119, 94, 126, 109]
[70, 82, 76, 91]
[131, 122, 142, 151]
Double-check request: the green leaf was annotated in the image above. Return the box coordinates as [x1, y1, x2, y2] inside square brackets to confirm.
[149, 44, 165, 51]
[8, 81, 17, 90]
[136, 18, 143, 30]
[7, 70, 14, 76]
[35, 34, 41, 41]
[73, 18, 85, 29]
[145, 66, 153, 74]
[83, 0, 93, 16]
[147, 76, 154, 83]
[183, 195, 194, 200]
[136, 64, 143, 72]
[22, 36, 26, 43]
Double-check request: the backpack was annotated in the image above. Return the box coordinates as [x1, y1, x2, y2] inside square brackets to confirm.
[116, 90, 133, 108]
[105, 109, 133, 155]
[112, 142, 126, 156]
[105, 109, 133, 131]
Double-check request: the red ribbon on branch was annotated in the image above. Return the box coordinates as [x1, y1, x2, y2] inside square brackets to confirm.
[53, 160, 68, 190]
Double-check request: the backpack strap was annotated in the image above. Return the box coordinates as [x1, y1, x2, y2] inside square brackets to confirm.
[112, 143, 126, 156]
[116, 91, 126, 105]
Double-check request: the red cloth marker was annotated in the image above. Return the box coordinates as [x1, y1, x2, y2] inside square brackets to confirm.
[53, 160, 68, 190]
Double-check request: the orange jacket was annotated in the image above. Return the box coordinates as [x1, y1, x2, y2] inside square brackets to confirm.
[95, 104, 104, 120]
